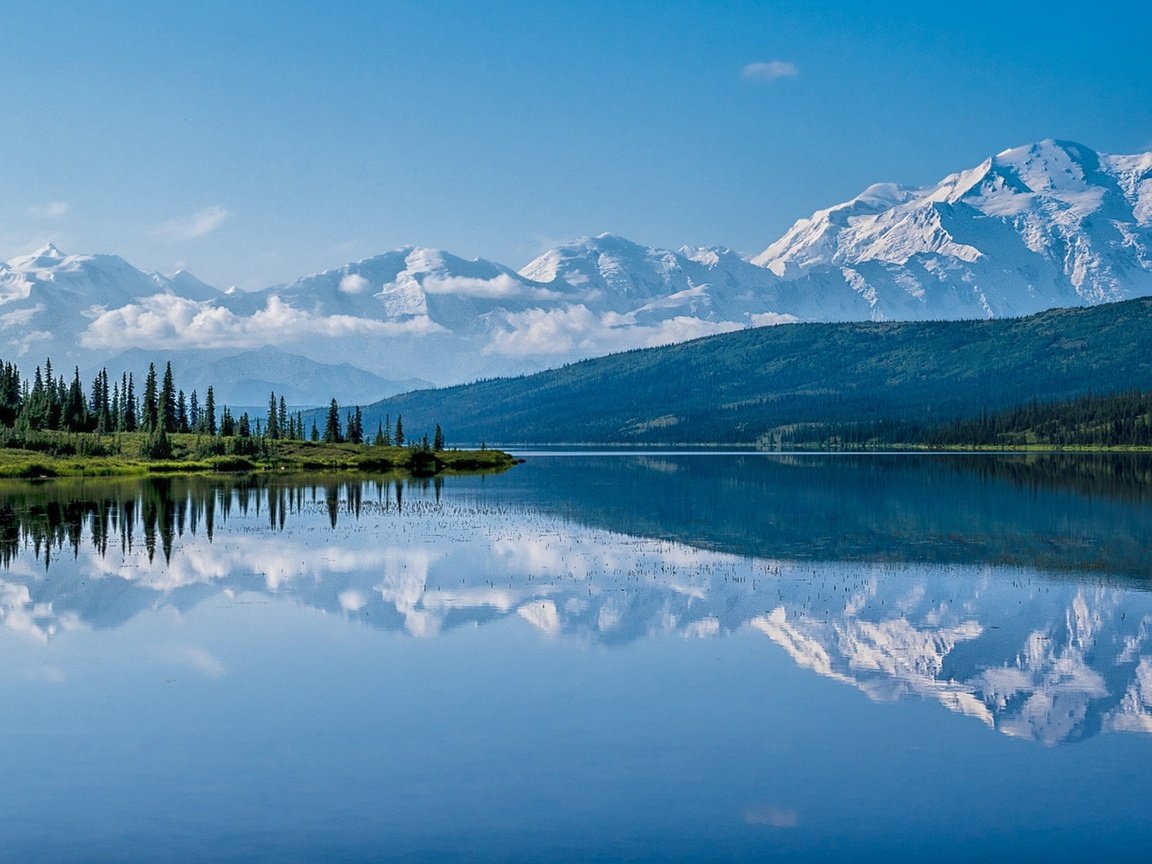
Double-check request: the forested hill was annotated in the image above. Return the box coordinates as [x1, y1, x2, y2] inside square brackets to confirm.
[352, 297, 1152, 445]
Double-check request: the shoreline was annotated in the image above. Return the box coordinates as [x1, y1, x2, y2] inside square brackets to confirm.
[0, 438, 518, 479]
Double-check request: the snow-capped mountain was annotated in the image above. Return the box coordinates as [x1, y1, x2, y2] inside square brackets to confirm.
[518, 233, 800, 325]
[753, 139, 1152, 319]
[2, 139, 1150, 395]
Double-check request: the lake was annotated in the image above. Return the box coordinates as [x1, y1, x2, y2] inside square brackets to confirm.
[1, 453, 1150, 862]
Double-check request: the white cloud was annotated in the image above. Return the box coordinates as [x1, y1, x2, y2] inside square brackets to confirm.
[79, 293, 443, 351]
[0, 305, 44, 328]
[742, 60, 798, 81]
[29, 201, 70, 219]
[339, 273, 371, 294]
[156, 205, 231, 240]
[749, 311, 799, 326]
[421, 273, 566, 300]
[485, 304, 742, 358]
[744, 806, 798, 827]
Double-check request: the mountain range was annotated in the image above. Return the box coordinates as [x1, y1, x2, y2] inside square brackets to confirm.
[2, 139, 1150, 402]
[344, 297, 1152, 445]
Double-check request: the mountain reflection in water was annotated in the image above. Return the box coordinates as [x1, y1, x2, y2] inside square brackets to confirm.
[1, 453, 1151, 747]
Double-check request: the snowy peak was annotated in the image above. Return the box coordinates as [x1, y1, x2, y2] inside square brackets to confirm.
[264, 244, 569, 325]
[29, 241, 65, 262]
[752, 139, 1152, 315]
[520, 232, 779, 311]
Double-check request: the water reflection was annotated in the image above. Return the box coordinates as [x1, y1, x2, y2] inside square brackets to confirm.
[1, 455, 1151, 747]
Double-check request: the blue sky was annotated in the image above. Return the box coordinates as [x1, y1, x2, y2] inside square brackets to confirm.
[2, 0, 1150, 289]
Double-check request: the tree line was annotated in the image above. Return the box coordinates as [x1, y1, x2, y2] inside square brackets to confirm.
[752, 390, 1152, 450]
[0, 357, 445, 457]
[923, 390, 1152, 448]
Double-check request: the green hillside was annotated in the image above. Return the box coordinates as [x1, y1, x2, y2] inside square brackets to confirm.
[338, 297, 1152, 446]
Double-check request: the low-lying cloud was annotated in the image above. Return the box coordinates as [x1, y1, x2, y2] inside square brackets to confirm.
[80, 293, 443, 351]
[339, 273, 371, 294]
[420, 273, 566, 300]
[485, 304, 742, 358]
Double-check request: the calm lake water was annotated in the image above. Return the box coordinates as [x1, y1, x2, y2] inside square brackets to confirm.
[1, 453, 1150, 862]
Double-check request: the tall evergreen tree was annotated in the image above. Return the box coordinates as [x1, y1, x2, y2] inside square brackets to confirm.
[0, 362, 22, 426]
[278, 396, 288, 439]
[142, 363, 158, 432]
[160, 362, 177, 433]
[266, 391, 279, 439]
[64, 367, 88, 432]
[324, 399, 342, 443]
[204, 386, 217, 436]
[99, 369, 112, 431]
[124, 373, 138, 432]
[433, 424, 444, 452]
[345, 406, 363, 444]
[189, 390, 199, 431]
[48, 372, 65, 430]
[394, 414, 404, 447]
[177, 389, 189, 434]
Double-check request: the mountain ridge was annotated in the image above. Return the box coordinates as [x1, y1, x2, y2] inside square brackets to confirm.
[333, 296, 1152, 445]
[3, 138, 1151, 398]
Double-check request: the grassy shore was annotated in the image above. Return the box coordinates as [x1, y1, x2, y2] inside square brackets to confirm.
[0, 430, 517, 478]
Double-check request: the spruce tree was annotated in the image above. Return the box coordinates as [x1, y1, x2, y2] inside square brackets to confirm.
[124, 373, 137, 432]
[324, 399, 342, 443]
[204, 387, 217, 436]
[99, 369, 111, 432]
[278, 396, 288, 439]
[160, 362, 177, 433]
[346, 406, 363, 444]
[142, 363, 158, 432]
[433, 424, 444, 452]
[189, 390, 199, 431]
[177, 389, 189, 433]
[394, 414, 404, 447]
[64, 367, 87, 432]
[266, 391, 279, 439]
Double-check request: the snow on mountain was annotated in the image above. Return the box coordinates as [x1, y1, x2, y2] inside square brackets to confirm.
[753, 139, 1152, 319]
[2, 139, 1150, 390]
[0, 243, 224, 361]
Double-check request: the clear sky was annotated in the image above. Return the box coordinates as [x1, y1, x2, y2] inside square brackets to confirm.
[2, 0, 1150, 289]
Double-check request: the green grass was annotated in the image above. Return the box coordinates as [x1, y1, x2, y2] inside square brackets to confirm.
[0, 430, 517, 478]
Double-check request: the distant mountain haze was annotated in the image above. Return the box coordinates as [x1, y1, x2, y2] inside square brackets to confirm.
[2, 139, 1149, 404]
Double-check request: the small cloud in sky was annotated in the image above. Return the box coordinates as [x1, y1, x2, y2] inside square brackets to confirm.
[744, 806, 798, 827]
[742, 60, 798, 81]
[156, 205, 230, 240]
[29, 200, 71, 219]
